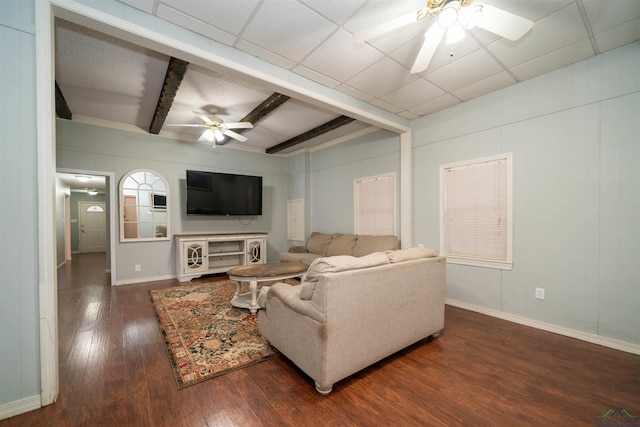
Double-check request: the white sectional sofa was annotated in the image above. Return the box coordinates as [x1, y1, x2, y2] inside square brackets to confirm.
[259, 247, 445, 394]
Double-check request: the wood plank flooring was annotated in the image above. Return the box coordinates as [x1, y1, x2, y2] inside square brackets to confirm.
[2, 252, 639, 426]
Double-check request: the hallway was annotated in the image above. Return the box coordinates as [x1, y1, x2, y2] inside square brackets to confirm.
[57, 252, 110, 290]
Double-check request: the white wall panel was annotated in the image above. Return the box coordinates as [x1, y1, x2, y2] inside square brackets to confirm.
[0, 0, 39, 410]
[412, 40, 640, 345]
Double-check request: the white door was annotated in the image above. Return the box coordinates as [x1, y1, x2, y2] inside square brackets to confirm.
[79, 201, 106, 253]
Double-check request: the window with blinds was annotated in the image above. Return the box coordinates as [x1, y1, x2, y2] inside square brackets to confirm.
[440, 153, 513, 270]
[354, 173, 396, 236]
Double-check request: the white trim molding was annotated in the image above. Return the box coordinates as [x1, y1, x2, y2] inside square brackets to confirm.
[0, 395, 41, 421]
[446, 299, 640, 356]
[115, 275, 176, 286]
[36, 0, 59, 407]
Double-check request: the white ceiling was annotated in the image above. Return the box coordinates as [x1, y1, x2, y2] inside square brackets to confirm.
[54, 0, 640, 154]
[58, 173, 107, 194]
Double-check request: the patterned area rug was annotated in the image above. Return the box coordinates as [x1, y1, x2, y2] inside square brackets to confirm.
[150, 279, 294, 389]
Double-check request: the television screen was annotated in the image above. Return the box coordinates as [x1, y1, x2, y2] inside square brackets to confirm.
[186, 170, 263, 216]
[152, 193, 166, 210]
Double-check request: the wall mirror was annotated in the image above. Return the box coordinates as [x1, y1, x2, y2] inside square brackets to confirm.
[119, 169, 170, 242]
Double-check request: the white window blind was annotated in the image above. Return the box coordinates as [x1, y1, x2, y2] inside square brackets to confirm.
[355, 173, 395, 236]
[440, 154, 512, 269]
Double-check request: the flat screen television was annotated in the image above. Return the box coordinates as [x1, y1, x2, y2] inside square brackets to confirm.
[186, 170, 263, 216]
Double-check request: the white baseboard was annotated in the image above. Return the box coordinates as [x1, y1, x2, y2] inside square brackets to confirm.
[115, 274, 176, 286]
[445, 298, 640, 356]
[57, 261, 66, 269]
[0, 395, 41, 421]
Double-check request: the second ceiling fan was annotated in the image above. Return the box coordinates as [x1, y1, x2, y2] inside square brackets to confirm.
[355, 0, 534, 74]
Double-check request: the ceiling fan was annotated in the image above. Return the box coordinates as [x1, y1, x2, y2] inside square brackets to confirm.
[166, 110, 253, 144]
[355, 0, 534, 74]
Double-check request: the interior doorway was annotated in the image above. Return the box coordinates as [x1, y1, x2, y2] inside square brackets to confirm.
[56, 169, 117, 285]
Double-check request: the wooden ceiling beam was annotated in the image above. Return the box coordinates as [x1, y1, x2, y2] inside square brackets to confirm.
[55, 81, 72, 120]
[266, 115, 355, 154]
[149, 57, 189, 135]
[216, 92, 290, 146]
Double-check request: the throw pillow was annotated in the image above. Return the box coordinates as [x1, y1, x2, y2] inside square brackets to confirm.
[299, 252, 390, 300]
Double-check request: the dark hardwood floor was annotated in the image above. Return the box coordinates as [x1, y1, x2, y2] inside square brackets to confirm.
[2, 252, 639, 426]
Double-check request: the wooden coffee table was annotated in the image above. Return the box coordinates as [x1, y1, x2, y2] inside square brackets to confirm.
[227, 263, 307, 313]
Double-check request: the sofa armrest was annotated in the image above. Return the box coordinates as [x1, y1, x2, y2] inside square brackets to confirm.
[265, 283, 325, 323]
[288, 246, 309, 253]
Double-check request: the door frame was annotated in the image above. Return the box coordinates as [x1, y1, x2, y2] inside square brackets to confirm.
[58, 168, 117, 283]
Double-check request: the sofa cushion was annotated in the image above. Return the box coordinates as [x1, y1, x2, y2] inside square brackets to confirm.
[299, 252, 390, 300]
[352, 234, 399, 257]
[387, 247, 437, 263]
[306, 232, 333, 256]
[280, 251, 322, 266]
[327, 233, 357, 256]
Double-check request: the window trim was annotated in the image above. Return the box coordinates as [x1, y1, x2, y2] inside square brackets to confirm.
[439, 153, 513, 270]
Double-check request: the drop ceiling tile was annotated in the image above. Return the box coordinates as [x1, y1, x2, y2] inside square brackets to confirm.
[346, 57, 416, 98]
[581, 0, 640, 33]
[293, 65, 341, 88]
[156, 3, 236, 46]
[302, 29, 384, 82]
[235, 39, 297, 70]
[300, 0, 366, 24]
[595, 16, 640, 52]
[240, 1, 337, 63]
[409, 94, 460, 116]
[422, 36, 482, 73]
[426, 49, 504, 93]
[159, 0, 260, 36]
[480, 0, 574, 21]
[343, 0, 426, 35]
[511, 39, 594, 81]
[381, 78, 445, 110]
[370, 99, 403, 114]
[117, 0, 155, 14]
[366, 20, 431, 55]
[452, 71, 516, 101]
[488, 3, 589, 68]
[335, 84, 376, 102]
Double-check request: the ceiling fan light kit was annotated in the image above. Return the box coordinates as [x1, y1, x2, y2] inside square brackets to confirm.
[356, 0, 533, 74]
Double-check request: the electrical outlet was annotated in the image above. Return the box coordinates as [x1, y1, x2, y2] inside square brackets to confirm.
[418, 243, 424, 248]
[135, 264, 141, 272]
[535, 287, 545, 300]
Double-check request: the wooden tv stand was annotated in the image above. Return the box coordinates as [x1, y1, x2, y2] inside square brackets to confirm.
[175, 233, 267, 282]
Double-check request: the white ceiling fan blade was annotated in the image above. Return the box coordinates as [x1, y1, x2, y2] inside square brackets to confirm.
[198, 114, 215, 124]
[165, 124, 208, 128]
[475, 3, 534, 41]
[225, 122, 253, 129]
[222, 129, 248, 143]
[411, 24, 445, 74]
[354, 8, 427, 43]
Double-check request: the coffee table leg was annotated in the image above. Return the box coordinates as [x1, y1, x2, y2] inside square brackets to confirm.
[249, 279, 258, 314]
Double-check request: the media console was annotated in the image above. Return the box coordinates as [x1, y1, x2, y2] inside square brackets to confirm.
[175, 233, 267, 282]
